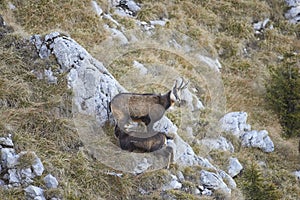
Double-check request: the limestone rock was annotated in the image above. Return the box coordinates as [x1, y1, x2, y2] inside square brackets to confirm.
[0, 179, 5, 186]
[91, 1, 103, 17]
[153, 116, 178, 134]
[150, 20, 168, 27]
[1, 148, 17, 168]
[219, 112, 251, 137]
[227, 157, 243, 177]
[24, 185, 45, 200]
[31, 32, 125, 126]
[0, 136, 14, 147]
[44, 68, 57, 84]
[8, 169, 21, 185]
[294, 171, 300, 180]
[44, 174, 59, 189]
[168, 135, 216, 170]
[241, 130, 274, 153]
[285, 0, 300, 24]
[117, 0, 141, 16]
[30, 152, 44, 177]
[218, 170, 236, 189]
[162, 174, 182, 191]
[253, 18, 272, 34]
[176, 171, 185, 182]
[133, 158, 151, 174]
[198, 136, 234, 153]
[199, 170, 231, 194]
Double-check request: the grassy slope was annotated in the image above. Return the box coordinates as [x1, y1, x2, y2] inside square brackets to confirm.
[0, 0, 300, 199]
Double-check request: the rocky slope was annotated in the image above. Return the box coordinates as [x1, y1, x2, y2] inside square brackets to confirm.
[0, 0, 299, 199]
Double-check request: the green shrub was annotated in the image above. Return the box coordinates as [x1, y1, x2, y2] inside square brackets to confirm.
[266, 52, 300, 137]
[241, 163, 281, 200]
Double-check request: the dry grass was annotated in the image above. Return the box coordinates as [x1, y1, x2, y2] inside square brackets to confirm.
[1, 0, 300, 199]
[6, 0, 108, 50]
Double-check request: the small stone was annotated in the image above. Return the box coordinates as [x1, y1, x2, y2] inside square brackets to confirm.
[1, 148, 17, 168]
[227, 157, 243, 177]
[199, 170, 230, 194]
[138, 188, 148, 195]
[21, 168, 35, 185]
[219, 112, 251, 137]
[24, 185, 44, 199]
[294, 171, 300, 180]
[8, 169, 21, 184]
[150, 20, 167, 26]
[194, 188, 200, 195]
[133, 158, 151, 174]
[218, 170, 236, 189]
[202, 188, 213, 196]
[0, 179, 6, 186]
[0, 137, 14, 147]
[31, 153, 44, 176]
[8, 2, 16, 10]
[91, 1, 103, 16]
[21, 168, 34, 179]
[34, 196, 46, 200]
[177, 171, 185, 182]
[44, 68, 58, 84]
[162, 174, 182, 191]
[44, 174, 59, 189]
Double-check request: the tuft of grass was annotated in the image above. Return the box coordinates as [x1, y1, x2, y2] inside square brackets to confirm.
[8, 0, 108, 49]
[17, 151, 37, 168]
[166, 189, 201, 200]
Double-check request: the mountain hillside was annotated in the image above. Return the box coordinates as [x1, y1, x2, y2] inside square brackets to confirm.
[0, 0, 299, 199]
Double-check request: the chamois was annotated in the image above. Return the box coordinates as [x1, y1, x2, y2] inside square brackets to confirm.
[114, 125, 170, 152]
[110, 78, 189, 137]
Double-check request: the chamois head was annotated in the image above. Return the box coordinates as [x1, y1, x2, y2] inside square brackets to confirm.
[170, 77, 189, 106]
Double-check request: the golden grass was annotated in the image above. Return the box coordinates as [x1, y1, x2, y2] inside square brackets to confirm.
[6, 0, 108, 50]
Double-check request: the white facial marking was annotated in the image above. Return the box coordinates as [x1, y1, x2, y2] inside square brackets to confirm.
[170, 92, 177, 102]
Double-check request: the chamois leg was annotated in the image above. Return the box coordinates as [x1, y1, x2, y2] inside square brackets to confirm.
[147, 104, 165, 133]
[146, 121, 154, 134]
[165, 146, 174, 169]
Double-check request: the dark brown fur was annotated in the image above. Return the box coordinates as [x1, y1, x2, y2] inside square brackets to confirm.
[114, 125, 167, 152]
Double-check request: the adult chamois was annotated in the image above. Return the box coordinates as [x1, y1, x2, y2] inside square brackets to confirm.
[114, 125, 171, 152]
[110, 78, 189, 137]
